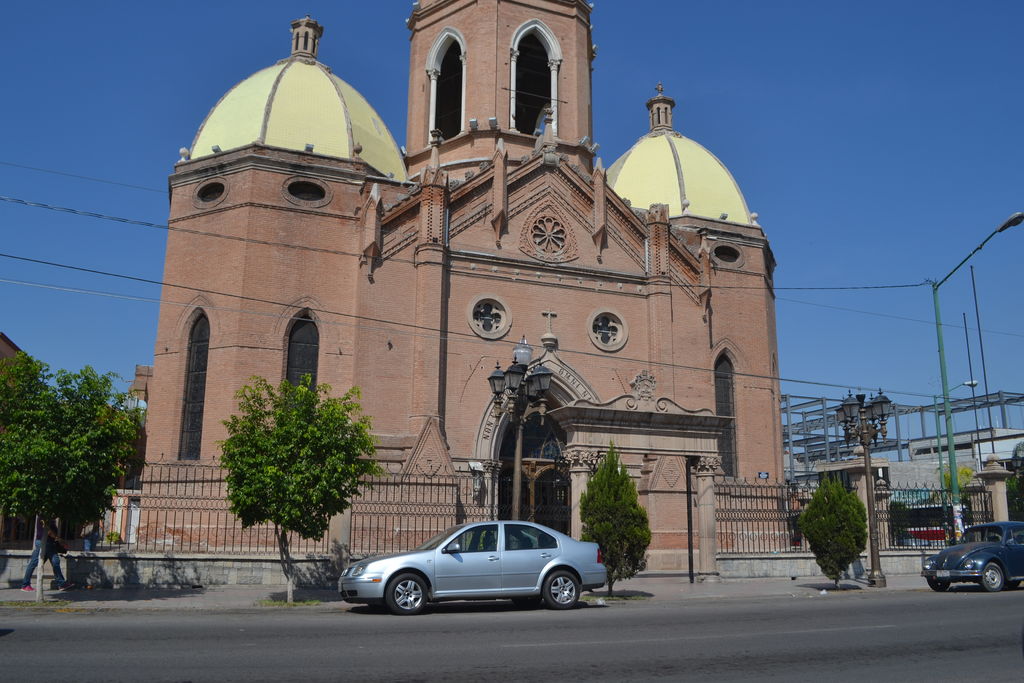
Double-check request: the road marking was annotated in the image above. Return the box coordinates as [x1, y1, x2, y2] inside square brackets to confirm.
[500, 624, 898, 649]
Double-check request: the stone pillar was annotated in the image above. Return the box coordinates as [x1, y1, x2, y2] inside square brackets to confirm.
[482, 459, 502, 520]
[426, 69, 440, 134]
[508, 49, 519, 130]
[548, 59, 561, 136]
[975, 455, 1013, 521]
[458, 53, 468, 133]
[564, 447, 601, 539]
[695, 454, 722, 582]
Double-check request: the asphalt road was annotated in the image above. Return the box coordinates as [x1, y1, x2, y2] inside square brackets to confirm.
[2, 589, 1022, 682]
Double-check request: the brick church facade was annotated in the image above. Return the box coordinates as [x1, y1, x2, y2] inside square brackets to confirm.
[146, 0, 781, 570]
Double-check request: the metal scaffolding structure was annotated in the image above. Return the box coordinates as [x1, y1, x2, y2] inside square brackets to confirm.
[781, 390, 1024, 480]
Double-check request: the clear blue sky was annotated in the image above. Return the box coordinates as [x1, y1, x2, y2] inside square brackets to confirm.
[2, 1, 1022, 427]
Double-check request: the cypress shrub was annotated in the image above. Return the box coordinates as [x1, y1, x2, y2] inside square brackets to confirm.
[798, 477, 867, 587]
[580, 444, 651, 595]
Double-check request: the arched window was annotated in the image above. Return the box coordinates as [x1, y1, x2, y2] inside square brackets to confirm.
[178, 314, 209, 461]
[714, 355, 737, 477]
[513, 34, 551, 135]
[435, 41, 463, 140]
[286, 315, 319, 387]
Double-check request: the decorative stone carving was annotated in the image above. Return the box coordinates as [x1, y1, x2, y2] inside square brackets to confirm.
[630, 369, 656, 401]
[694, 454, 722, 474]
[562, 447, 602, 471]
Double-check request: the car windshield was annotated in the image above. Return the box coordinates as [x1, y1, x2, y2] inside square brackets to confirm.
[415, 525, 464, 550]
[963, 527, 1003, 544]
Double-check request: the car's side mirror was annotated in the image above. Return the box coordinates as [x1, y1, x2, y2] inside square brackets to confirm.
[443, 541, 461, 554]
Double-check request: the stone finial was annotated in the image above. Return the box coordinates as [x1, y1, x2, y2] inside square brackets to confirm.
[290, 16, 324, 59]
[646, 83, 676, 133]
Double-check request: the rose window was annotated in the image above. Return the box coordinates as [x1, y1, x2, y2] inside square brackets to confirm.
[531, 217, 566, 256]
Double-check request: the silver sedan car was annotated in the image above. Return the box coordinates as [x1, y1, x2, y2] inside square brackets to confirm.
[339, 520, 607, 615]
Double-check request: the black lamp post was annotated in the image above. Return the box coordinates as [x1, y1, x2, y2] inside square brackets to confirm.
[836, 390, 892, 588]
[487, 337, 553, 520]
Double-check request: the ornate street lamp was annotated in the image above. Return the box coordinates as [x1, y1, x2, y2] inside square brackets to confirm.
[835, 391, 891, 588]
[487, 337, 554, 520]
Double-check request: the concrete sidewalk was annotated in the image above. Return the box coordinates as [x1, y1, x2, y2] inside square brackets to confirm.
[0, 572, 929, 611]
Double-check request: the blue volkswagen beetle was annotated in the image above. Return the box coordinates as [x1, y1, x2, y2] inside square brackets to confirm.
[921, 521, 1024, 592]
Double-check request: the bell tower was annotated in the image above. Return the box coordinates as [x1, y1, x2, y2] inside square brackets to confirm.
[405, 0, 596, 177]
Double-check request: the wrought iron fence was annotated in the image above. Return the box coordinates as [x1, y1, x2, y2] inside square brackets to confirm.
[716, 478, 995, 555]
[348, 471, 496, 558]
[99, 463, 329, 555]
[715, 480, 816, 554]
[879, 483, 992, 550]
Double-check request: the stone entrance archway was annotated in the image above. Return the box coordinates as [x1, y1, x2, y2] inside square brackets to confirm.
[473, 349, 597, 530]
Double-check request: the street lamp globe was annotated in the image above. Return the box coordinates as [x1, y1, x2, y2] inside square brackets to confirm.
[837, 393, 860, 423]
[512, 336, 533, 365]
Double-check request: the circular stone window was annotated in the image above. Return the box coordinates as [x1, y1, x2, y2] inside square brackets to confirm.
[712, 244, 743, 267]
[467, 296, 511, 340]
[192, 179, 228, 208]
[588, 310, 628, 352]
[282, 177, 331, 208]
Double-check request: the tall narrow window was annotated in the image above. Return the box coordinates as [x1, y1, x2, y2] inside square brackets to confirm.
[514, 34, 550, 135]
[286, 316, 319, 387]
[178, 314, 209, 461]
[435, 42, 463, 140]
[714, 355, 737, 477]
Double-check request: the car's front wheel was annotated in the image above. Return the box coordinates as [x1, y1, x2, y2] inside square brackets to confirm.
[385, 573, 428, 615]
[542, 570, 580, 610]
[926, 577, 950, 592]
[981, 562, 1005, 592]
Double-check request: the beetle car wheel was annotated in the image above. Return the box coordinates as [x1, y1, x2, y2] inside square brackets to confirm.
[542, 570, 580, 610]
[385, 573, 427, 615]
[926, 577, 950, 592]
[981, 562, 1005, 593]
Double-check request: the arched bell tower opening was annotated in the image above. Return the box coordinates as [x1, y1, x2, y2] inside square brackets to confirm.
[512, 34, 552, 135]
[434, 41, 463, 140]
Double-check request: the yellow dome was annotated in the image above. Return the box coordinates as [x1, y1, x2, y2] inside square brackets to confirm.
[607, 87, 749, 223]
[607, 132, 749, 222]
[191, 19, 406, 181]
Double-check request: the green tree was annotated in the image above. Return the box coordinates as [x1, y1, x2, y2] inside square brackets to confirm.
[0, 353, 141, 598]
[220, 375, 380, 602]
[579, 444, 651, 596]
[798, 477, 867, 588]
[940, 464, 975, 491]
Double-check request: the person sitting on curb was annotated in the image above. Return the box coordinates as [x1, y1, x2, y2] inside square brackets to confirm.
[21, 517, 75, 592]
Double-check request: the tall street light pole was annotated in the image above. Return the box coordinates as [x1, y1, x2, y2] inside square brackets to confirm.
[929, 212, 1023, 539]
[487, 337, 553, 521]
[837, 391, 892, 588]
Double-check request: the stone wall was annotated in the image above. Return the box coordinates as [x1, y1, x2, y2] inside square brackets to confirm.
[1, 551, 337, 589]
[718, 550, 930, 580]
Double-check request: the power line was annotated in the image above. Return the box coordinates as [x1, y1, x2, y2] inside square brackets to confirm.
[1, 195, 928, 293]
[777, 296, 1024, 340]
[0, 257, 948, 400]
[0, 161, 165, 194]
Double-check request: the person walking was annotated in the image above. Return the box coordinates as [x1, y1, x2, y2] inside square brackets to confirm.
[21, 516, 75, 592]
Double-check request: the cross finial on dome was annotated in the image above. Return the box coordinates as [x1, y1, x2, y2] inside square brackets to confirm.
[646, 82, 676, 134]
[290, 16, 324, 59]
